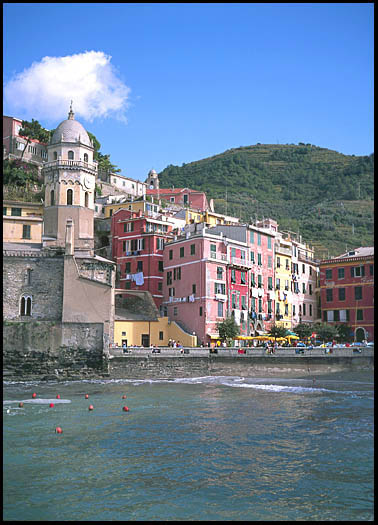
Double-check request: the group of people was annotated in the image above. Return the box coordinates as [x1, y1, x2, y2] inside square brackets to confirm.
[168, 339, 183, 349]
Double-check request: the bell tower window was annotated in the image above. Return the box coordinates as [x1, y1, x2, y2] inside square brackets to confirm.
[53, 152, 58, 160]
[67, 189, 73, 205]
[50, 189, 55, 206]
[85, 192, 89, 207]
[20, 296, 32, 316]
[68, 151, 74, 160]
[84, 153, 88, 162]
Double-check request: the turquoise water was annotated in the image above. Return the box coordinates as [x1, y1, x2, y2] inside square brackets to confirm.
[3, 371, 374, 521]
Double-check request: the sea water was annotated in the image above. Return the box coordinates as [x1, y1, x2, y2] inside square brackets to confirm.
[3, 370, 374, 521]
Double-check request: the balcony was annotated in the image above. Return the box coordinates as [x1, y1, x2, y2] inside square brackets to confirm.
[215, 293, 227, 302]
[42, 159, 98, 173]
[209, 252, 227, 262]
[229, 256, 251, 268]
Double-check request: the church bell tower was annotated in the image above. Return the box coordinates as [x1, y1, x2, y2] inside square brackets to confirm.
[42, 103, 97, 255]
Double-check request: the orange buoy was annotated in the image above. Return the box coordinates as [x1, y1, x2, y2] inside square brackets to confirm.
[122, 406, 129, 412]
[32, 393, 37, 398]
[85, 394, 89, 399]
[88, 405, 94, 411]
[55, 427, 63, 434]
[19, 402, 24, 408]
[122, 395, 127, 399]
[49, 403, 54, 408]
[56, 394, 61, 399]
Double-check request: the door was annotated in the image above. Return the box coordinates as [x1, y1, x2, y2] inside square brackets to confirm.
[141, 334, 150, 347]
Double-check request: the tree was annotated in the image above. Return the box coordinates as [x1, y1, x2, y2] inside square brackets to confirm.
[97, 152, 121, 175]
[336, 323, 353, 343]
[268, 324, 288, 340]
[18, 119, 50, 161]
[3, 159, 39, 187]
[313, 322, 338, 343]
[293, 323, 313, 341]
[217, 317, 240, 345]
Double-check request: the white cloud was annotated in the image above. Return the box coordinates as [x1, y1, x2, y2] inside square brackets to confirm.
[4, 51, 131, 123]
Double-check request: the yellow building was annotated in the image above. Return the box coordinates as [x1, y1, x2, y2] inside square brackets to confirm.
[104, 198, 160, 219]
[114, 316, 197, 347]
[3, 200, 44, 244]
[274, 236, 293, 329]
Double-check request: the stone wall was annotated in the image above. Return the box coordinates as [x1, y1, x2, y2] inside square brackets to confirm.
[3, 253, 64, 320]
[3, 321, 108, 380]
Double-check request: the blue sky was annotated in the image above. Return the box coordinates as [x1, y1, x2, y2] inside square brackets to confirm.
[3, 3, 374, 182]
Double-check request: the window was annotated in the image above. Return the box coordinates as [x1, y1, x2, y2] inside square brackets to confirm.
[333, 309, 339, 321]
[20, 296, 32, 316]
[276, 278, 280, 290]
[22, 224, 31, 239]
[370, 265, 374, 275]
[174, 267, 181, 280]
[85, 192, 89, 207]
[309, 284, 313, 295]
[250, 251, 255, 264]
[303, 303, 306, 316]
[285, 280, 289, 291]
[11, 207, 22, 216]
[168, 287, 175, 297]
[309, 304, 312, 316]
[84, 153, 88, 162]
[67, 189, 73, 205]
[125, 262, 131, 273]
[251, 273, 255, 286]
[231, 269, 236, 283]
[302, 283, 306, 294]
[268, 276, 273, 290]
[215, 282, 226, 295]
[326, 289, 333, 302]
[338, 288, 345, 301]
[241, 295, 247, 310]
[3, 207, 7, 216]
[355, 287, 362, 300]
[286, 259, 290, 270]
[338, 268, 344, 279]
[285, 304, 289, 316]
[356, 309, 363, 321]
[217, 301, 224, 317]
[159, 331, 164, 341]
[258, 298, 263, 313]
[268, 237, 272, 249]
[309, 266, 312, 276]
[156, 238, 164, 250]
[267, 300, 272, 313]
[351, 266, 365, 277]
[293, 305, 296, 316]
[180, 247, 184, 258]
[268, 255, 272, 268]
[53, 151, 58, 160]
[183, 194, 188, 204]
[231, 247, 236, 258]
[173, 307, 178, 316]
[26, 268, 32, 285]
[257, 233, 261, 246]
[169, 249, 173, 260]
[257, 253, 262, 266]
[250, 231, 254, 244]
[192, 284, 196, 294]
[68, 150, 74, 160]
[325, 269, 333, 280]
[277, 257, 281, 268]
[158, 282, 163, 291]
[258, 274, 262, 288]
[50, 190, 55, 206]
[170, 197, 175, 203]
[16, 142, 25, 151]
[137, 260, 143, 272]
[167, 271, 172, 285]
[232, 293, 237, 309]
[199, 306, 203, 316]
[241, 271, 246, 284]
[191, 244, 196, 255]
[276, 302, 280, 315]
[217, 266, 223, 280]
[158, 261, 163, 272]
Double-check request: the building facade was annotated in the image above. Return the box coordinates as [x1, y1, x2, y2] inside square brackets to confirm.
[319, 247, 374, 342]
[3, 115, 48, 166]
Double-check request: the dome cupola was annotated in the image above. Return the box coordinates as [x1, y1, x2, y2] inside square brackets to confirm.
[51, 102, 92, 148]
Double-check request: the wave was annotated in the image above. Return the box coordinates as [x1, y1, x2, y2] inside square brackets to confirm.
[3, 399, 72, 405]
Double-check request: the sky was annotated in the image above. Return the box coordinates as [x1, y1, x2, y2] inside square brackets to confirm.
[3, 3, 374, 182]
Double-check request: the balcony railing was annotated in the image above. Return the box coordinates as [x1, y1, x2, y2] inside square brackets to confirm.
[42, 159, 98, 172]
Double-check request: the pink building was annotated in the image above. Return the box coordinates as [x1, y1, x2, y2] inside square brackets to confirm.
[146, 187, 211, 212]
[3, 115, 48, 165]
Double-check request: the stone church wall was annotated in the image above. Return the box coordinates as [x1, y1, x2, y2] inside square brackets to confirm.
[3, 253, 64, 321]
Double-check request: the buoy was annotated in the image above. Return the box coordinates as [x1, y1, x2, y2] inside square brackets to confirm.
[56, 394, 61, 399]
[32, 393, 37, 398]
[122, 406, 129, 412]
[85, 394, 89, 399]
[122, 395, 127, 399]
[19, 402, 24, 408]
[7, 409, 10, 414]
[88, 405, 94, 411]
[55, 427, 63, 434]
[49, 403, 54, 408]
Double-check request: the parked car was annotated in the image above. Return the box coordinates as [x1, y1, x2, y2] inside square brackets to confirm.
[296, 342, 306, 347]
[367, 342, 374, 347]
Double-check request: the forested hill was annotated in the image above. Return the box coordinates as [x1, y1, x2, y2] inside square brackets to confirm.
[158, 144, 374, 258]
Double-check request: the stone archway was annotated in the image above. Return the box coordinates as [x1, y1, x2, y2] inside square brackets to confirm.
[355, 327, 365, 342]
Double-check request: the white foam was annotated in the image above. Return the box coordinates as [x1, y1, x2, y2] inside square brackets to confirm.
[3, 399, 71, 405]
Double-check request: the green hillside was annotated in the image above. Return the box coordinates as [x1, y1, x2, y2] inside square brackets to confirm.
[158, 144, 374, 258]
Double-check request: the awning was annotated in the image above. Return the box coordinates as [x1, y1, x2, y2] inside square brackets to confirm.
[208, 334, 220, 339]
[235, 336, 256, 340]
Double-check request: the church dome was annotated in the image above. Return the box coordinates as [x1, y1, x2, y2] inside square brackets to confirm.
[51, 104, 92, 147]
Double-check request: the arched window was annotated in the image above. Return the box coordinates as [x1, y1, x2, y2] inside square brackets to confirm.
[53, 151, 58, 160]
[85, 191, 89, 207]
[67, 189, 73, 205]
[84, 153, 88, 163]
[20, 296, 32, 316]
[50, 189, 55, 206]
[68, 151, 74, 160]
